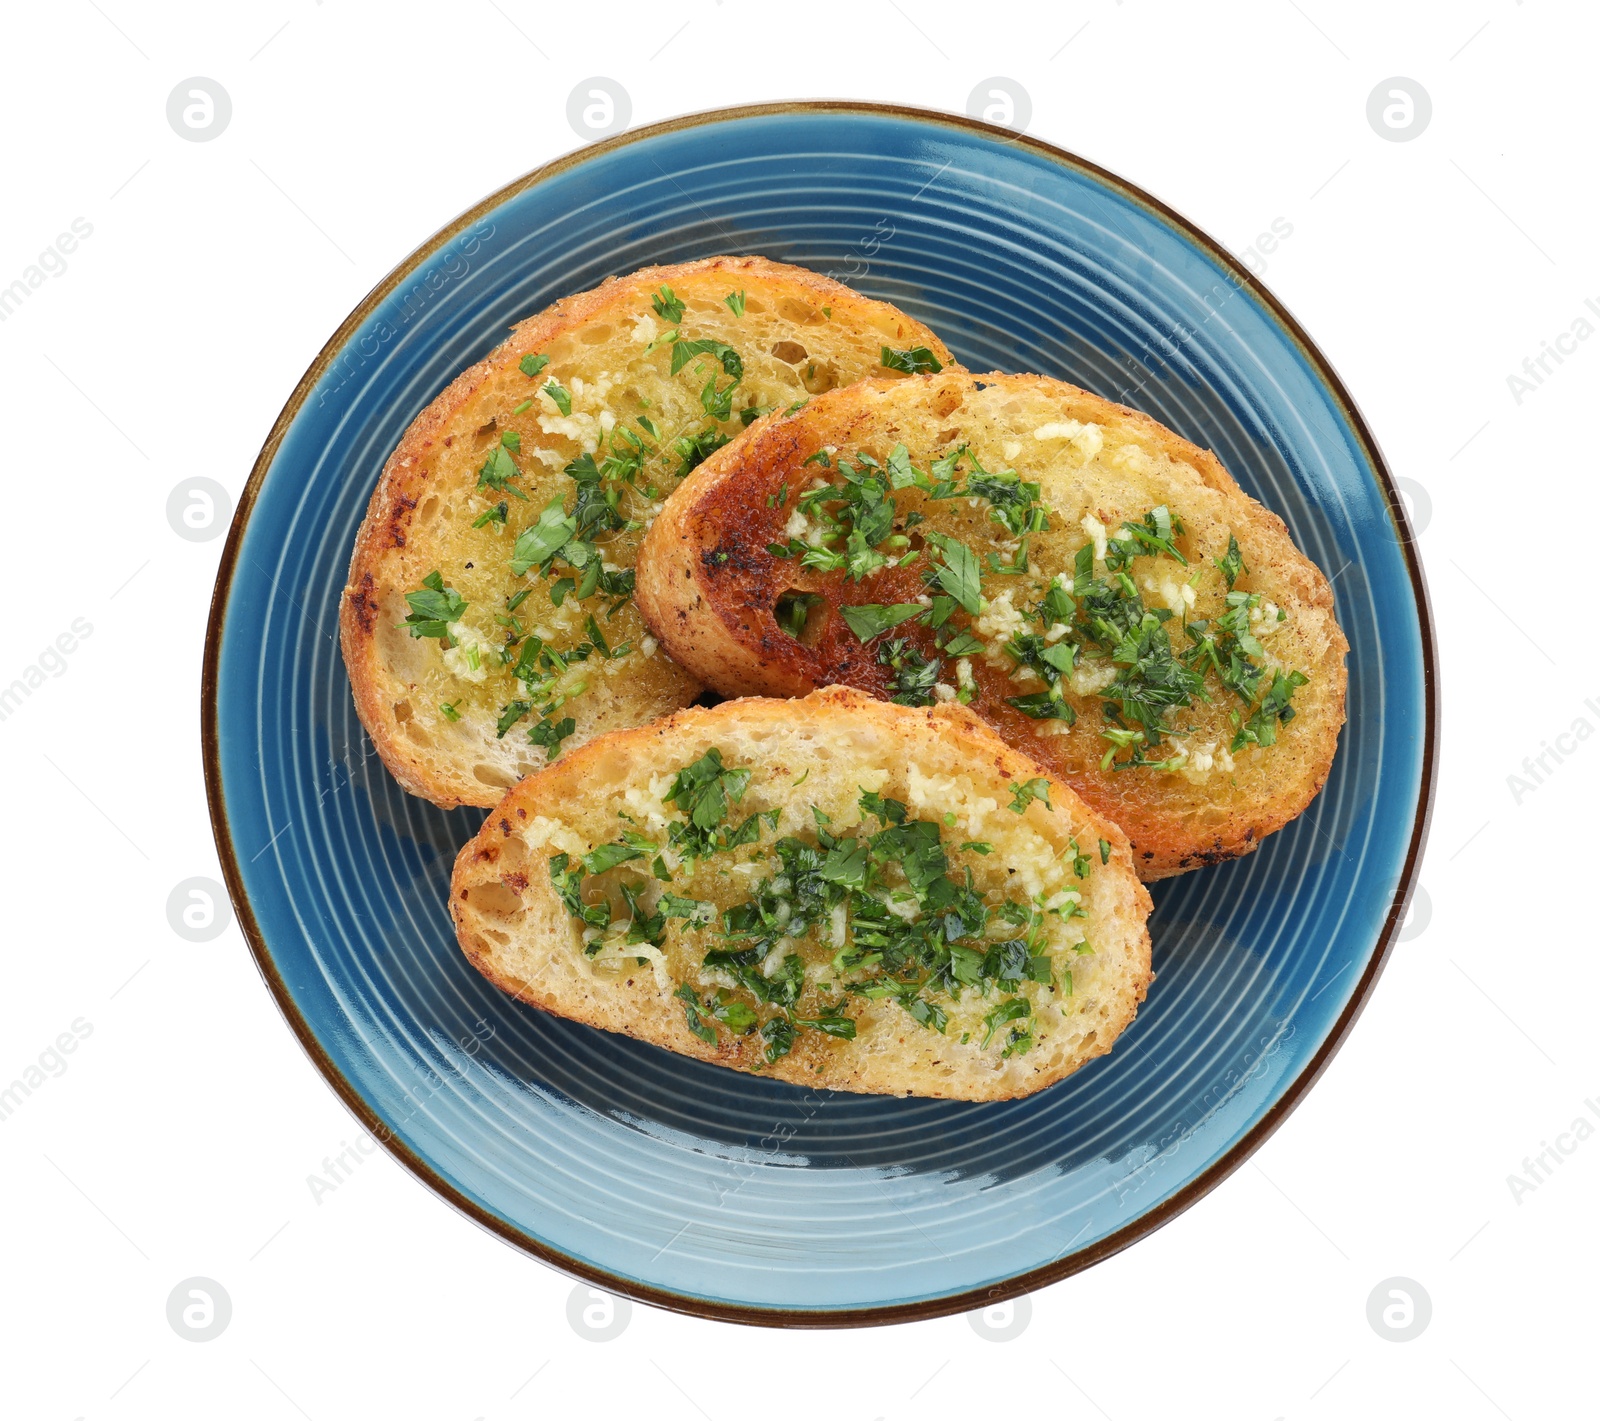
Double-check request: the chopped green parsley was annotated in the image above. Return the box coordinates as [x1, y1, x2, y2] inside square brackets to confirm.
[550, 759, 1086, 1067]
[880, 345, 944, 375]
[774, 440, 1307, 768]
[403, 571, 467, 639]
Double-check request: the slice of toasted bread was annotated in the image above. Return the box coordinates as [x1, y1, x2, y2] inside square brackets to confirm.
[450, 687, 1152, 1101]
[340, 256, 957, 808]
[637, 371, 1348, 879]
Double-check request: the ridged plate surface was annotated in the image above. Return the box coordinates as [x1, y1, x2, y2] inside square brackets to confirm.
[205, 104, 1433, 1324]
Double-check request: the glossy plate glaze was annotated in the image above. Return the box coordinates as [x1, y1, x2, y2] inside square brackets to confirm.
[204, 103, 1435, 1325]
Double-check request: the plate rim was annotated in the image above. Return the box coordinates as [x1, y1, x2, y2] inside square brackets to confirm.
[201, 98, 1439, 1328]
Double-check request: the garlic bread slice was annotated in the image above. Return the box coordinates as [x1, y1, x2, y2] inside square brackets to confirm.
[451, 688, 1152, 1101]
[341, 256, 956, 807]
[636, 371, 1348, 879]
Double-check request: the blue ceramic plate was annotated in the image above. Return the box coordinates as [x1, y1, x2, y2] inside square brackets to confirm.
[205, 103, 1435, 1324]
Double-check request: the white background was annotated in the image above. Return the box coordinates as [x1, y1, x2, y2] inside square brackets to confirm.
[1, 1, 1592, 1416]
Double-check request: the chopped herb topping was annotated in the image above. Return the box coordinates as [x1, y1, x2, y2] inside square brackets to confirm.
[927, 532, 983, 615]
[495, 699, 532, 738]
[403, 571, 467, 639]
[1233, 668, 1308, 752]
[767, 430, 1305, 766]
[880, 345, 944, 375]
[840, 602, 926, 641]
[1108, 505, 1186, 568]
[672, 427, 731, 478]
[476, 444, 527, 500]
[547, 760, 1085, 1066]
[660, 748, 769, 859]
[542, 380, 572, 417]
[651, 285, 685, 324]
[518, 353, 550, 379]
[1214, 533, 1245, 589]
[1009, 778, 1053, 814]
[669, 338, 743, 382]
[509, 498, 577, 576]
[878, 637, 942, 706]
[529, 713, 576, 756]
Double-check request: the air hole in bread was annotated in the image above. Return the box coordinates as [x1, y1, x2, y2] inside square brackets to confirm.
[475, 418, 498, 440]
[776, 297, 817, 324]
[931, 387, 964, 418]
[480, 928, 512, 946]
[473, 763, 518, 790]
[466, 882, 524, 918]
[800, 361, 837, 395]
[393, 700, 413, 723]
[770, 340, 808, 363]
[773, 590, 827, 648]
[417, 495, 440, 524]
[935, 428, 960, 445]
[580, 324, 614, 345]
[402, 722, 431, 747]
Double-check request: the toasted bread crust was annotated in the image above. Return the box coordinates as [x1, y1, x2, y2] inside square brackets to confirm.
[450, 688, 1152, 1101]
[341, 257, 957, 809]
[637, 372, 1348, 879]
